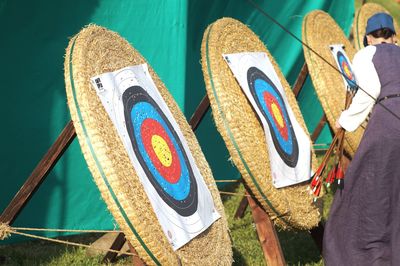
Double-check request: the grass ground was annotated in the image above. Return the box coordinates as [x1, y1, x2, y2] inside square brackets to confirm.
[0, 233, 130, 265]
[1, 0, 398, 265]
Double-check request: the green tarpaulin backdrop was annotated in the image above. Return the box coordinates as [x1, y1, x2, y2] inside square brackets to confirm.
[0, 0, 354, 243]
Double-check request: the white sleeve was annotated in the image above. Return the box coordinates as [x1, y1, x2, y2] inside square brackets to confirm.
[338, 46, 381, 132]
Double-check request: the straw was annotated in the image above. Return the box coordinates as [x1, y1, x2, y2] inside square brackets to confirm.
[64, 25, 232, 265]
[302, 10, 365, 157]
[201, 18, 321, 230]
[353, 3, 400, 50]
[0, 223, 11, 240]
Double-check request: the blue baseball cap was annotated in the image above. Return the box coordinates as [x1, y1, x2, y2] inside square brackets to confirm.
[363, 13, 396, 47]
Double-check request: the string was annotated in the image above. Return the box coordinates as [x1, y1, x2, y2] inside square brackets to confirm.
[246, 0, 400, 123]
[10, 227, 121, 233]
[7, 230, 138, 257]
[0, 223, 136, 256]
[219, 191, 252, 197]
[215, 179, 240, 183]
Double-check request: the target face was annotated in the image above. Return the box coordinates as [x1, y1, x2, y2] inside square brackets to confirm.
[247, 67, 299, 167]
[123, 86, 198, 217]
[337, 51, 357, 88]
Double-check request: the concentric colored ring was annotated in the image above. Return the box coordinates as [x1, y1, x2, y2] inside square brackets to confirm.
[247, 67, 299, 167]
[123, 86, 198, 217]
[141, 118, 181, 184]
[337, 51, 357, 88]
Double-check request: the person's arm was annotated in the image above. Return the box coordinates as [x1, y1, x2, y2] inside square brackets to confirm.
[338, 46, 381, 132]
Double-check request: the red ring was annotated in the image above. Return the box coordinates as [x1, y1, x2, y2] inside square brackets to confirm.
[263, 91, 289, 141]
[341, 59, 353, 80]
[141, 118, 181, 183]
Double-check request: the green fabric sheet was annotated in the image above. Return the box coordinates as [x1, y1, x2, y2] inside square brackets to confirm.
[0, 0, 354, 242]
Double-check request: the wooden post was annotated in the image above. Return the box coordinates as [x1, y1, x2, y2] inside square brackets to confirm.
[234, 195, 249, 219]
[189, 94, 210, 130]
[246, 189, 286, 265]
[292, 63, 309, 98]
[101, 232, 127, 263]
[127, 241, 146, 266]
[311, 114, 327, 142]
[0, 121, 76, 224]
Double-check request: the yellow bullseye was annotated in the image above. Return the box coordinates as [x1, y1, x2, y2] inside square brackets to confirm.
[151, 135, 172, 167]
[343, 64, 352, 78]
[271, 103, 284, 128]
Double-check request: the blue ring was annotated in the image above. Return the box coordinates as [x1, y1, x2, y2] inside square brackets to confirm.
[131, 102, 190, 200]
[122, 86, 198, 217]
[247, 67, 299, 168]
[337, 51, 357, 87]
[254, 79, 293, 155]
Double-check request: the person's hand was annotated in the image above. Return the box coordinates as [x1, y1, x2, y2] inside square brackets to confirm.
[335, 120, 342, 129]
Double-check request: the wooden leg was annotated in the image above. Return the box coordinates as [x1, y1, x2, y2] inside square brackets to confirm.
[101, 232, 126, 263]
[100, 234, 146, 265]
[292, 63, 309, 98]
[127, 242, 145, 266]
[234, 195, 249, 219]
[247, 190, 286, 266]
[311, 114, 327, 142]
[189, 94, 210, 131]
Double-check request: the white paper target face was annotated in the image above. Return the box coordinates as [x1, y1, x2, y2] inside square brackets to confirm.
[223, 52, 311, 188]
[90, 64, 220, 250]
[329, 44, 358, 91]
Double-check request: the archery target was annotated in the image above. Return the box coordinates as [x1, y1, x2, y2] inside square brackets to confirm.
[90, 64, 220, 250]
[247, 67, 299, 167]
[123, 85, 198, 217]
[330, 44, 357, 91]
[337, 52, 356, 87]
[223, 52, 311, 188]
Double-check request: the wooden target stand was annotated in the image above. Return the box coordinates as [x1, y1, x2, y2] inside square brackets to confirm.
[0, 62, 344, 265]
